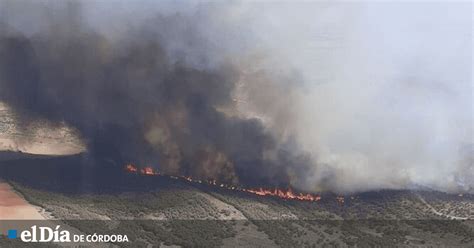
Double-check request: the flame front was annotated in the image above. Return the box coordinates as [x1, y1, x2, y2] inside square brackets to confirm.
[141, 167, 158, 176]
[243, 188, 321, 201]
[125, 164, 138, 173]
[124, 164, 321, 202]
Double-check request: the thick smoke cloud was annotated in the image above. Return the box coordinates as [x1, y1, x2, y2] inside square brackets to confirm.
[252, 2, 472, 193]
[0, 1, 472, 193]
[0, 1, 311, 189]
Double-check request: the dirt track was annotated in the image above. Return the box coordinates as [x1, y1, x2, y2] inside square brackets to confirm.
[0, 181, 45, 220]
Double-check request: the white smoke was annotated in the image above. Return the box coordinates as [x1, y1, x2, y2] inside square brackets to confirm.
[239, 2, 473, 193]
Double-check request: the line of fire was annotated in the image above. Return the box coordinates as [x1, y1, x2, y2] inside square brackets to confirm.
[124, 164, 332, 202]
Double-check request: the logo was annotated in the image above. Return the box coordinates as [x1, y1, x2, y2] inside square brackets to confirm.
[4, 225, 129, 243]
[7, 229, 17, 239]
[18, 225, 71, 242]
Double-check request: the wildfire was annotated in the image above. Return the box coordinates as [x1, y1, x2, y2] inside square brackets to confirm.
[126, 164, 159, 176]
[124, 164, 321, 202]
[243, 188, 321, 201]
[141, 167, 158, 176]
[125, 164, 138, 173]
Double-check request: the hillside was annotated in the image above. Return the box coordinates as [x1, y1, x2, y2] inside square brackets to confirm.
[0, 154, 473, 247]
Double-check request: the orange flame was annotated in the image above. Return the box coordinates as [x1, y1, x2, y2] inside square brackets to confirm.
[141, 167, 158, 176]
[125, 164, 158, 175]
[125, 164, 138, 173]
[124, 164, 321, 202]
[243, 188, 321, 201]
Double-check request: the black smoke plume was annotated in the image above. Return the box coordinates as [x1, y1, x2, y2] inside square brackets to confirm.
[0, 2, 311, 188]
